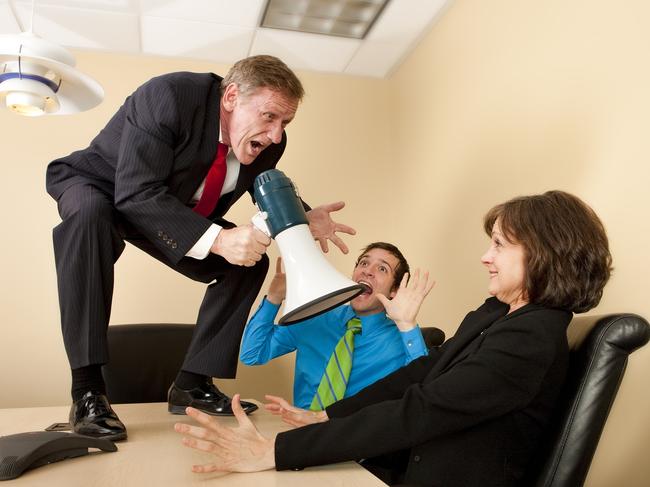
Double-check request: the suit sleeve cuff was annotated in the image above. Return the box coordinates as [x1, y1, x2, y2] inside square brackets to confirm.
[185, 224, 222, 259]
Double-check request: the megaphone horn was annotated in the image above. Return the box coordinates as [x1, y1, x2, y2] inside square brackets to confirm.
[252, 169, 363, 325]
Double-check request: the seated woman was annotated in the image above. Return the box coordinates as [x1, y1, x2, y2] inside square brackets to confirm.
[174, 190, 612, 487]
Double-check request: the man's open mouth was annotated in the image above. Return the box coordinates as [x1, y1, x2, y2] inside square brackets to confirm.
[358, 281, 373, 295]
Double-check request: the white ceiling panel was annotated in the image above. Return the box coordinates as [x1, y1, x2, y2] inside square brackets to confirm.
[251, 28, 360, 73]
[142, 16, 254, 63]
[139, 0, 265, 27]
[0, 0, 450, 78]
[0, 1, 21, 34]
[12, 0, 138, 14]
[345, 0, 450, 77]
[11, 2, 140, 52]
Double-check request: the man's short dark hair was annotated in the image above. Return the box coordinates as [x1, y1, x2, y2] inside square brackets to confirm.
[355, 242, 410, 291]
[221, 55, 305, 102]
[483, 190, 612, 313]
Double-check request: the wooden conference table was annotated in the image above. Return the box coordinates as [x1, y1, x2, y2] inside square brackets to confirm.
[0, 401, 386, 486]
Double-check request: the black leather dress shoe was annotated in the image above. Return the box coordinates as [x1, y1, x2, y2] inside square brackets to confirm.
[69, 391, 127, 441]
[167, 380, 258, 416]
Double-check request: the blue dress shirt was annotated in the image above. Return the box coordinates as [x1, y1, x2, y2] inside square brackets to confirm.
[240, 298, 428, 409]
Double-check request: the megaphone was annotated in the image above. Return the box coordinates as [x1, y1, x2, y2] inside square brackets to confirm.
[252, 169, 364, 325]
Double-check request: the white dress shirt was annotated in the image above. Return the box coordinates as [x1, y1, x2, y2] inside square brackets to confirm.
[185, 135, 241, 260]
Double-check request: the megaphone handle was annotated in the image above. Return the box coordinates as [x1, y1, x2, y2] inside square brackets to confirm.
[251, 211, 272, 237]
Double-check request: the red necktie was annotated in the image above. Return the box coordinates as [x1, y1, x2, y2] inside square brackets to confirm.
[193, 142, 229, 217]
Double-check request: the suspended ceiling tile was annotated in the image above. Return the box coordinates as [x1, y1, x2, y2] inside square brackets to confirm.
[250, 28, 361, 73]
[345, 0, 449, 78]
[139, 0, 265, 27]
[0, 0, 449, 79]
[142, 16, 254, 64]
[0, 1, 21, 34]
[11, 0, 139, 13]
[10, 2, 140, 52]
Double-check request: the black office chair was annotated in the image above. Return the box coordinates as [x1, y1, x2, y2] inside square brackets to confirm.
[102, 323, 194, 404]
[103, 323, 446, 404]
[420, 326, 446, 349]
[524, 313, 650, 487]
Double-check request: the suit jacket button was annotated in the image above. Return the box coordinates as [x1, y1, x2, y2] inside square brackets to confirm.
[157, 230, 163, 237]
[413, 455, 421, 463]
[162, 233, 168, 240]
[172, 242, 177, 249]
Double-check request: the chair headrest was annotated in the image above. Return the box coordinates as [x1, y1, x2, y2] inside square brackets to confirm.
[567, 313, 650, 353]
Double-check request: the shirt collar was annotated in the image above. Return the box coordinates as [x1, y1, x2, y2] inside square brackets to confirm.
[341, 305, 391, 332]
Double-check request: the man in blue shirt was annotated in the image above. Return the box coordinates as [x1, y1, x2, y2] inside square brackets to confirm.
[240, 242, 435, 409]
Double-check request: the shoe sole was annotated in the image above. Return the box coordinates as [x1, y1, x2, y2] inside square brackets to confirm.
[74, 430, 128, 442]
[168, 403, 259, 416]
[105, 432, 128, 442]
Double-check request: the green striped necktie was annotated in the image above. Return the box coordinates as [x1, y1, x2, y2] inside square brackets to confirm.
[310, 317, 362, 411]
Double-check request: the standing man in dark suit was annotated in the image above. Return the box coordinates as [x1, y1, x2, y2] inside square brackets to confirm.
[46, 55, 355, 441]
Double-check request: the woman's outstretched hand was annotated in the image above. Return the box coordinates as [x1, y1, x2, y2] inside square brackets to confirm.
[174, 394, 275, 473]
[264, 394, 328, 428]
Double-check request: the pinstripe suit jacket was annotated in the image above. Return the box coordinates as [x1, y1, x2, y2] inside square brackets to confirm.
[46, 72, 286, 264]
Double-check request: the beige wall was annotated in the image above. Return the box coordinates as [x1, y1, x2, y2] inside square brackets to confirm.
[0, 0, 648, 484]
[385, 1, 650, 486]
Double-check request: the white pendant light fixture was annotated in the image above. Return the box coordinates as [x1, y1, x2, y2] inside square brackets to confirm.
[0, 0, 104, 116]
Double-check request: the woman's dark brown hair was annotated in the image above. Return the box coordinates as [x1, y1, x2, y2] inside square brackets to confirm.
[484, 190, 612, 313]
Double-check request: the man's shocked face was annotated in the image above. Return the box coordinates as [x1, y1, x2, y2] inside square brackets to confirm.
[350, 248, 400, 316]
[220, 84, 298, 164]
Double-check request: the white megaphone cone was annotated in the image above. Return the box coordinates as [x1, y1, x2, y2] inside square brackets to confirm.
[252, 170, 363, 325]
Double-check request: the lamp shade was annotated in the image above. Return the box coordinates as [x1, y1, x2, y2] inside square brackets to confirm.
[0, 32, 104, 116]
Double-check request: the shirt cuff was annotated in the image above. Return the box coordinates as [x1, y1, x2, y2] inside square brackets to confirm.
[185, 224, 222, 260]
[259, 297, 281, 314]
[400, 326, 428, 358]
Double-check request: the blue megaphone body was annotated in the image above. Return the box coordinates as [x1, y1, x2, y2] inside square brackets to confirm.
[252, 169, 363, 324]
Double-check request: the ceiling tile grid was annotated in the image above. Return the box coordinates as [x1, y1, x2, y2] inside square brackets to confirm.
[1, 0, 449, 78]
